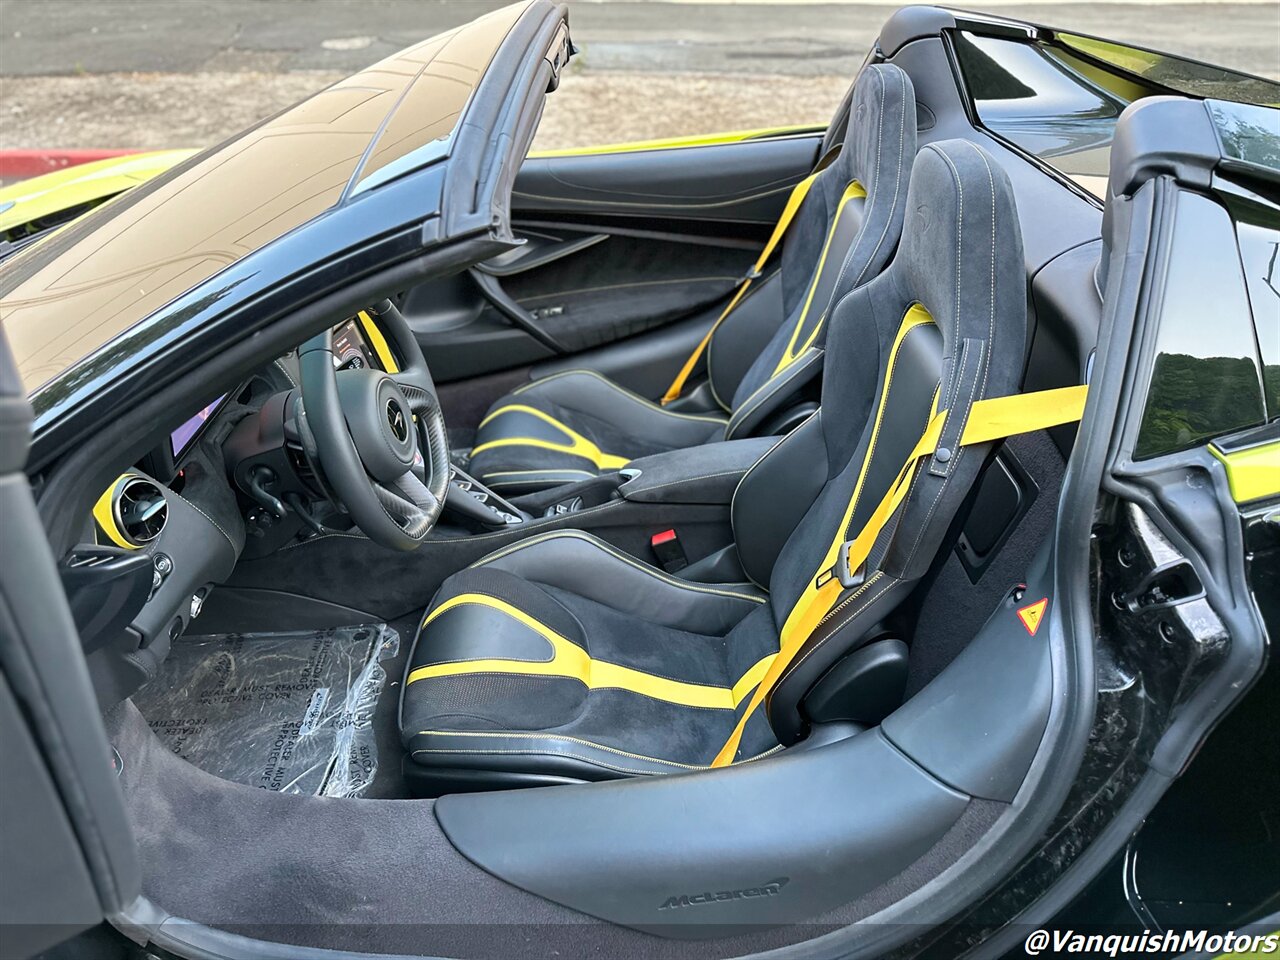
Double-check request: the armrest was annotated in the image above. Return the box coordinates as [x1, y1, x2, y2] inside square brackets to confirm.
[618, 438, 777, 505]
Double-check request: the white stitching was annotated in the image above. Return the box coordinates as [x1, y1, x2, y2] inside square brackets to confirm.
[167, 489, 238, 553]
[273, 359, 297, 387]
[625, 468, 746, 497]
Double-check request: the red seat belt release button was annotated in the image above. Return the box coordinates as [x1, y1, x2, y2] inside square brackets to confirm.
[650, 529, 688, 573]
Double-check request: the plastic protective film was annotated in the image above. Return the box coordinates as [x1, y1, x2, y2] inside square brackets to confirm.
[133, 624, 399, 797]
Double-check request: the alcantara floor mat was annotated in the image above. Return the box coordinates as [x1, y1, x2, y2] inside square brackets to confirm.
[132, 624, 399, 798]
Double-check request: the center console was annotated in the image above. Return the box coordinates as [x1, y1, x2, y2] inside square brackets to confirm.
[443, 464, 527, 527]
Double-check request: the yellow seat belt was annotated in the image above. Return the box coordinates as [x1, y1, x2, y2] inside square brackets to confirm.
[661, 148, 840, 405]
[711, 383, 1090, 766]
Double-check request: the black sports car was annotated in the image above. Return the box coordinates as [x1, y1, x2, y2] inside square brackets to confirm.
[0, 3, 1276, 959]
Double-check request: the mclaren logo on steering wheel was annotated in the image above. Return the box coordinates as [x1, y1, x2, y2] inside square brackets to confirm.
[386, 399, 409, 443]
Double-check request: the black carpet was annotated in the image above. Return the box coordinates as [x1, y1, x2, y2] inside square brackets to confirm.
[364, 610, 420, 799]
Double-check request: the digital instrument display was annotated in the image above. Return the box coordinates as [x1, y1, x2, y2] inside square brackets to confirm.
[170, 394, 227, 459]
[332, 318, 379, 371]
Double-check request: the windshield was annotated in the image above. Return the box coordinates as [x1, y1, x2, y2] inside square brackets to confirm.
[951, 28, 1280, 198]
[0, 2, 525, 397]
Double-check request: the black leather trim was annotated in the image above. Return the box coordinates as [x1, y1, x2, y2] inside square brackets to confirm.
[409, 729, 695, 780]
[725, 346, 824, 440]
[426, 603, 558, 665]
[619, 437, 776, 505]
[478, 531, 765, 634]
[732, 412, 829, 588]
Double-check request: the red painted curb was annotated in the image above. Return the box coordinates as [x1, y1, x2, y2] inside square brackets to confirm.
[0, 149, 141, 180]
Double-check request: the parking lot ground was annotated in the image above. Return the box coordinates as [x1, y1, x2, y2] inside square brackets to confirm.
[0, 0, 1276, 153]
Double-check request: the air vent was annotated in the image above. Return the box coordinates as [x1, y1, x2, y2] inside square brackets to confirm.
[114, 477, 169, 546]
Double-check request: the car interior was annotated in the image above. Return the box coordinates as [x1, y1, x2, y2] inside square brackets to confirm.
[8, 2, 1276, 956]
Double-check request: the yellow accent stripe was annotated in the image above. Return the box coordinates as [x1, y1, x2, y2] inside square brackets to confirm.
[1210, 439, 1280, 504]
[471, 404, 630, 470]
[771, 304, 937, 606]
[92, 474, 139, 550]
[408, 594, 773, 710]
[357, 310, 399, 373]
[771, 179, 868, 377]
[713, 311, 1090, 764]
[527, 125, 825, 160]
[661, 148, 841, 404]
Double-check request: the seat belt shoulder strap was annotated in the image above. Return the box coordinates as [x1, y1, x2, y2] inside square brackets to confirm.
[660, 146, 842, 405]
[710, 383, 1089, 766]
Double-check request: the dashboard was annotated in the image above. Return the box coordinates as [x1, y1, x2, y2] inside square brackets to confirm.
[166, 312, 395, 463]
[75, 311, 402, 697]
[331, 315, 382, 371]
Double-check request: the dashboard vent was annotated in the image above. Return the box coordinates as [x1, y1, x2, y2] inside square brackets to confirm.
[114, 477, 169, 546]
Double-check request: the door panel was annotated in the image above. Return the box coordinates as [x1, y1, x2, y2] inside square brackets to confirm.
[404, 133, 823, 384]
[0, 337, 140, 957]
[513, 133, 821, 219]
[485, 228, 747, 352]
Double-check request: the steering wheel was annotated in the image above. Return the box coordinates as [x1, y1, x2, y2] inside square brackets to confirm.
[297, 300, 450, 551]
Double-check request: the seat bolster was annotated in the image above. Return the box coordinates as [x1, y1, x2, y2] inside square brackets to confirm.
[509, 369, 727, 445]
[405, 729, 693, 781]
[468, 370, 726, 490]
[725, 346, 824, 440]
[476, 530, 766, 635]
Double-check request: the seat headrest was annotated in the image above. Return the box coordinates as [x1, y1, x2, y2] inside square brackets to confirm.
[832, 63, 916, 199]
[894, 138, 1025, 352]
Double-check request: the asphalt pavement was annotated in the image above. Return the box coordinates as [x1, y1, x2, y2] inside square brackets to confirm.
[2, 0, 1277, 80]
[0, 0, 1275, 154]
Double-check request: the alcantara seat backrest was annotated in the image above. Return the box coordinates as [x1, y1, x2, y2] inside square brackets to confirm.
[725, 139, 1029, 755]
[703, 63, 918, 425]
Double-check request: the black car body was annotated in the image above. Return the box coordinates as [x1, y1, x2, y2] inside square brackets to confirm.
[0, 4, 1276, 959]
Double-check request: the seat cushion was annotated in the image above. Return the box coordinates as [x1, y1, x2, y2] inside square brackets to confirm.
[400, 531, 781, 780]
[467, 370, 726, 493]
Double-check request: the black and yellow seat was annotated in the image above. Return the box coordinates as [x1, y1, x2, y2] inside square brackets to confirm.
[466, 63, 918, 494]
[401, 140, 1088, 792]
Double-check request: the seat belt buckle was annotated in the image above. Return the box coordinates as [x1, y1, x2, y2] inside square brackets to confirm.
[741, 266, 763, 283]
[834, 540, 868, 589]
[650, 529, 688, 573]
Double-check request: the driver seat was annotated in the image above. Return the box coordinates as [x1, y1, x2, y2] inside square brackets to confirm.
[401, 141, 1053, 791]
[464, 64, 917, 495]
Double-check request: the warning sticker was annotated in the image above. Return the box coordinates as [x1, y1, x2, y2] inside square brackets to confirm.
[298, 687, 330, 737]
[1017, 597, 1049, 636]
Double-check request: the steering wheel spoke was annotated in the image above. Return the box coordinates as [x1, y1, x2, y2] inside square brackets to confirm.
[372, 473, 437, 541]
[392, 370, 437, 414]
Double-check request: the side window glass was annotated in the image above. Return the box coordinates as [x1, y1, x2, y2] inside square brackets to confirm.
[1232, 213, 1280, 418]
[1136, 191, 1267, 458]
